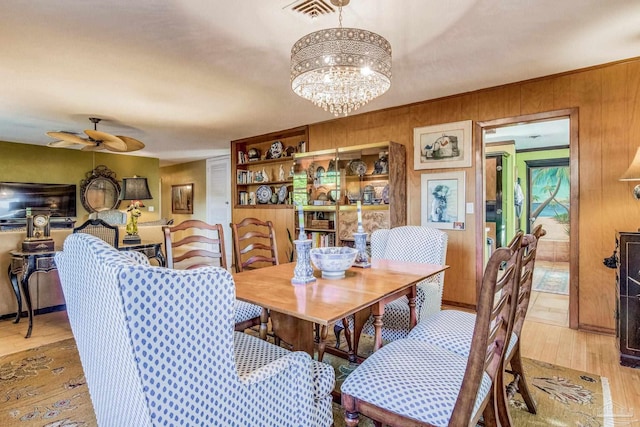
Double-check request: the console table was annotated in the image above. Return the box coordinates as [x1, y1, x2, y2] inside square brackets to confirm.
[8, 241, 165, 338]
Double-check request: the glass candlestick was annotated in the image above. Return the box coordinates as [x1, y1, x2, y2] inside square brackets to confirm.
[292, 239, 316, 284]
[352, 231, 371, 268]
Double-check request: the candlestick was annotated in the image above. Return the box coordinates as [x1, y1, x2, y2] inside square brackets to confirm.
[291, 238, 316, 284]
[356, 200, 364, 232]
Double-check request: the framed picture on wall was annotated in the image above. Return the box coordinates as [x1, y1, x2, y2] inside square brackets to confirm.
[420, 171, 466, 230]
[413, 120, 472, 170]
[172, 183, 194, 214]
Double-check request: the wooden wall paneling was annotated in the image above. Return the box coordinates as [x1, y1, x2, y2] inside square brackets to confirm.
[520, 79, 556, 115]
[569, 68, 607, 331]
[477, 85, 521, 121]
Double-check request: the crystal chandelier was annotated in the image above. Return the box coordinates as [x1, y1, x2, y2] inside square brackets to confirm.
[290, 0, 392, 116]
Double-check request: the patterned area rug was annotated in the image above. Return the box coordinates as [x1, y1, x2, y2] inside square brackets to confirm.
[0, 337, 610, 427]
[532, 261, 569, 295]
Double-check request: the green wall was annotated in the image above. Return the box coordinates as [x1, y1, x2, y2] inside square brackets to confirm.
[515, 148, 570, 232]
[0, 140, 161, 221]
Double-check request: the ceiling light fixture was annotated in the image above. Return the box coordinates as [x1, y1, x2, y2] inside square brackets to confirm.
[290, 0, 392, 116]
[46, 117, 145, 153]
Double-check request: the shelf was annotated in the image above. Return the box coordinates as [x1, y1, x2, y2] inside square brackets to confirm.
[235, 204, 293, 209]
[345, 173, 389, 181]
[237, 157, 295, 167]
[236, 179, 293, 187]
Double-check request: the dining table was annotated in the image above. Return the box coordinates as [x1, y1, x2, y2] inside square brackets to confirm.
[233, 259, 449, 362]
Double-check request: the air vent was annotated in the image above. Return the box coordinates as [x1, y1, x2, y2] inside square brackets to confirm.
[290, 0, 336, 18]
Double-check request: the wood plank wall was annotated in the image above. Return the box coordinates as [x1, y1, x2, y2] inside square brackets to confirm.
[307, 57, 640, 332]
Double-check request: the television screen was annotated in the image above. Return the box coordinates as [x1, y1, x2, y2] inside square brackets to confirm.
[0, 182, 77, 220]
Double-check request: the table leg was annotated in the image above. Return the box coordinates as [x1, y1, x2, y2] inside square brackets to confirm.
[20, 266, 35, 339]
[7, 265, 22, 324]
[371, 303, 385, 352]
[269, 311, 315, 358]
[408, 286, 417, 329]
[259, 308, 269, 340]
[349, 308, 371, 363]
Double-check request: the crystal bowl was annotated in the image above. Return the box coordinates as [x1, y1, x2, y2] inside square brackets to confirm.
[309, 246, 358, 279]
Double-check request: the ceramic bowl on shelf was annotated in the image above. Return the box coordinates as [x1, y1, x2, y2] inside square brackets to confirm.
[309, 246, 358, 279]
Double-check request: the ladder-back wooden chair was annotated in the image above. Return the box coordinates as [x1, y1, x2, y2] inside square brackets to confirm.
[405, 227, 544, 426]
[340, 233, 524, 427]
[73, 218, 119, 248]
[163, 219, 261, 332]
[230, 217, 279, 272]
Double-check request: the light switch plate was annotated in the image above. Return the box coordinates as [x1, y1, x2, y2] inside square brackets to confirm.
[466, 202, 474, 214]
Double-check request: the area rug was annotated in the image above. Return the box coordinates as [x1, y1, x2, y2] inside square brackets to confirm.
[0, 337, 611, 427]
[532, 262, 570, 295]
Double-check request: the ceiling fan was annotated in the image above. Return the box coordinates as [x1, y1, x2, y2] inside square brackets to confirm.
[46, 117, 145, 152]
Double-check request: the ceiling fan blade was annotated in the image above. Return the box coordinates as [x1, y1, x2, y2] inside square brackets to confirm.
[80, 144, 104, 151]
[46, 131, 93, 145]
[47, 140, 81, 148]
[85, 130, 128, 152]
[116, 136, 145, 152]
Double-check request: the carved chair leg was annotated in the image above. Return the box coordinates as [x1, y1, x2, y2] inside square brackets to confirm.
[342, 317, 353, 352]
[509, 345, 537, 414]
[344, 411, 360, 427]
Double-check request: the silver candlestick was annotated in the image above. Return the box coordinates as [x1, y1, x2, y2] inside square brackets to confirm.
[352, 231, 371, 268]
[292, 238, 316, 284]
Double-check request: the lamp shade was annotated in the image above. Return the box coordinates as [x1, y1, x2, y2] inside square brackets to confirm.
[620, 147, 640, 181]
[119, 177, 152, 204]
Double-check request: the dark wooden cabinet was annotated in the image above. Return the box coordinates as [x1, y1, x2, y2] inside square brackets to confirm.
[616, 231, 640, 367]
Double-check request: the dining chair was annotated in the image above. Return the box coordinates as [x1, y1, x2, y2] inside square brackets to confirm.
[340, 233, 523, 427]
[73, 218, 119, 247]
[230, 217, 279, 272]
[163, 219, 262, 332]
[335, 225, 448, 352]
[55, 233, 335, 427]
[162, 219, 228, 270]
[406, 226, 545, 426]
[88, 209, 127, 225]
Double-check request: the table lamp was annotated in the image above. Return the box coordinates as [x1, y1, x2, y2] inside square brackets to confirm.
[119, 176, 152, 244]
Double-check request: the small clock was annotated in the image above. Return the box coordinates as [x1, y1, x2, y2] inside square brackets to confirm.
[23, 209, 54, 252]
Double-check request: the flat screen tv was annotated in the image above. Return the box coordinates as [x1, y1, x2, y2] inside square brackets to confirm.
[0, 182, 77, 221]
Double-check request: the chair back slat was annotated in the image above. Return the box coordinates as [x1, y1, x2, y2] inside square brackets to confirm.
[162, 220, 227, 270]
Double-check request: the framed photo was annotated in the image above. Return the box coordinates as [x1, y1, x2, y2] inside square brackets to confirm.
[413, 120, 472, 170]
[172, 183, 194, 214]
[421, 171, 466, 230]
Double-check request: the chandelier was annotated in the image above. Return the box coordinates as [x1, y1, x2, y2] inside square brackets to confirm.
[290, 0, 392, 116]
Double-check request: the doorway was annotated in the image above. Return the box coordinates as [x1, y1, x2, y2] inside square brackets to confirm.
[475, 109, 579, 329]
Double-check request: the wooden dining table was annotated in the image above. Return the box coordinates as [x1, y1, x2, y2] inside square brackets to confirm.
[233, 259, 449, 361]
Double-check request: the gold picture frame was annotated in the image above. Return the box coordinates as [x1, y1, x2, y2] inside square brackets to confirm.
[171, 183, 194, 214]
[413, 120, 472, 170]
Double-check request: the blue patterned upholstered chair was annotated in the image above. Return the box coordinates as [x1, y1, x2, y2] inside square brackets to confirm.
[340, 234, 523, 427]
[335, 226, 448, 351]
[163, 219, 263, 333]
[55, 233, 335, 427]
[406, 226, 545, 426]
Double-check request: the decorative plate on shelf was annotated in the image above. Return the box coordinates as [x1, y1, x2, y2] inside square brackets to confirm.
[315, 166, 325, 179]
[307, 162, 317, 181]
[349, 160, 367, 176]
[278, 184, 288, 204]
[267, 140, 284, 159]
[382, 184, 390, 204]
[256, 185, 272, 204]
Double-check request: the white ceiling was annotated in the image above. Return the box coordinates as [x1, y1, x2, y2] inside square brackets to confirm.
[0, 0, 638, 166]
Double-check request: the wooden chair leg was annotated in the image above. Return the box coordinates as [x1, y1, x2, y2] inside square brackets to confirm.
[509, 345, 537, 414]
[342, 317, 353, 352]
[333, 322, 343, 349]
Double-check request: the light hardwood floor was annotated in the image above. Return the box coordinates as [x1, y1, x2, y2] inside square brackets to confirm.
[1, 310, 639, 425]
